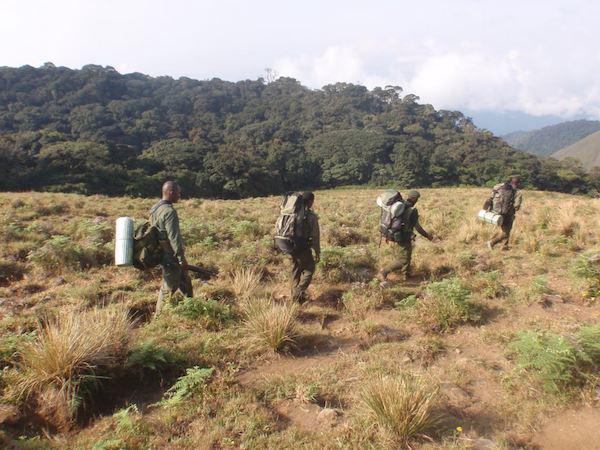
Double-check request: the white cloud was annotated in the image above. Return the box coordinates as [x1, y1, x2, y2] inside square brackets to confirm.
[273, 40, 600, 119]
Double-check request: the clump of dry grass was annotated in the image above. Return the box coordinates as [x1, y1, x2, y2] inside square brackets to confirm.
[361, 374, 439, 447]
[230, 267, 262, 303]
[7, 307, 131, 430]
[242, 298, 299, 353]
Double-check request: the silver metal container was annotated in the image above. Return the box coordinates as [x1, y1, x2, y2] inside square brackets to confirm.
[477, 210, 504, 226]
[115, 217, 134, 266]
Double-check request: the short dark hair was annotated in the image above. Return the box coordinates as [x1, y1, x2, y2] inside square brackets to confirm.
[300, 191, 314, 204]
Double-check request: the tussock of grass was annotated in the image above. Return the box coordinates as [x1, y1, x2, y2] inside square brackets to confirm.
[361, 374, 439, 447]
[230, 267, 262, 302]
[242, 298, 299, 353]
[7, 307, 131, 429]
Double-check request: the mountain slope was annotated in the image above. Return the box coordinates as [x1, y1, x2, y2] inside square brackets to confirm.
[552, 130, 600, 170]
[503, 120, 600, 156]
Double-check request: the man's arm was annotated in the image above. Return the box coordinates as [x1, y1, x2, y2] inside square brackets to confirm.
[310, 213, 320, 261]
[413, 210, 434, 241]
[164, 209, 186, 266]
[514, 191, 523, 212]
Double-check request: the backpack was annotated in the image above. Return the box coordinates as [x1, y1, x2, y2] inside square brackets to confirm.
[274, 193, 309, 254]
[132, 221, 163, 269]
[377, 190, 409, 243]
[491, 183, 515, 215]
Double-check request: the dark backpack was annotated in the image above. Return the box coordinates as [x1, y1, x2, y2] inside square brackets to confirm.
[132, 221, 163, 269]
[274, 193, 309, 254]
[377, 191, 410, 243]
[491, 183, 515, 215]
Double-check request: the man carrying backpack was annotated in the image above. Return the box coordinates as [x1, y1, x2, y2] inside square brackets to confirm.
[378, 190, 434, 282]
[151, 181, 192, 316]
[486, 175, 523, 250]
[274, 191, 320, 303]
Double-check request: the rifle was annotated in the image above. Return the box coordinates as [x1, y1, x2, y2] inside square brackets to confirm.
[187, 264, 219, 281]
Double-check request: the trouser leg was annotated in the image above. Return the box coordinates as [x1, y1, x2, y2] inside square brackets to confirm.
[291, 248, 315, 302]
[490, 216, 514, 248]
[156, 263, 191, 316]
[382, 242, 412, 278]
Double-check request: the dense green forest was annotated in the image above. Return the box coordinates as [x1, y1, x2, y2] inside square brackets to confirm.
[1, 63, 598, 198]
[503, 119, 600, 156]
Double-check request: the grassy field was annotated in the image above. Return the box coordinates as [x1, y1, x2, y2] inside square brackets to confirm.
[0, 188, 599, 449]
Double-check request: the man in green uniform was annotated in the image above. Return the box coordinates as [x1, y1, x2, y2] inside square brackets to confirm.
[291, 191, 320, 303]
[379, 190, 434, 281]
[487, 176, 523, 250]
[151, 181, 192, 316]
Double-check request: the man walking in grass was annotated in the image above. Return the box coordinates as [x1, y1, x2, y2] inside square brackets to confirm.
[290, 191, 320, 303]
[486, 175, 523, 251]
[151, 181, 192, 316]
[378, 190, 434, 282]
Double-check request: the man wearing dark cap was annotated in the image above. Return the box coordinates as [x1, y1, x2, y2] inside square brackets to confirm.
[150, 181, 193, 316]
[487, 175, 523, 250]
[290, 191, 320, 303]
[379, 190, 434, 282]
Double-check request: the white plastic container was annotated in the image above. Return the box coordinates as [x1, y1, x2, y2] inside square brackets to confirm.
[477, 210, 504, 226]
[115, 217, 134, 266]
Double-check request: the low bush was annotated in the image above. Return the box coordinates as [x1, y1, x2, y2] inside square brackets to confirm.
[360, 374, 439, 447]
[326, 226, 369, 247]
[125, 340, 180, 375]
[27, 235, 82, 273]
[318, 247, 376, 283]
[171, 296, 234, 330]
[242, 298, 299, 353]
[156, 366, 214, 407]
[415, 278, 482, 332]
[7, 307, 132, 430]
[508, 325, 600, 393]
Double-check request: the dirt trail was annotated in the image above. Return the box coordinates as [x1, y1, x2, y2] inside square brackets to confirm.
[532, 408, 600, 450]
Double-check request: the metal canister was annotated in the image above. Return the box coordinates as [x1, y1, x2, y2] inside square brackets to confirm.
[115, 217, 134, 266]
[477, 210, 504, 226]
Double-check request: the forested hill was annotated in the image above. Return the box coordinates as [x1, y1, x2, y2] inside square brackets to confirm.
[0, 64, 597, 198]
[503, 120, 600, 156]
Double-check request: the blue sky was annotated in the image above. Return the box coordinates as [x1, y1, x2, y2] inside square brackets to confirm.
[2, 0, 599, 132]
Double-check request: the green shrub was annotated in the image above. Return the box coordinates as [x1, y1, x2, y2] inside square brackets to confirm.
[172, 295, 234, 330]
[126, 340, 179, 373]
[416, 278, 482, 332]
[156, 366, 214, 407]
[508, 325, 600, 393]
[27, 235, 83, 273]
[233, 219, 264, 241]
[0, 331, 36, 366]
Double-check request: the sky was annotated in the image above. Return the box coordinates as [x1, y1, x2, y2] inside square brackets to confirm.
[2, 0, 600, 133]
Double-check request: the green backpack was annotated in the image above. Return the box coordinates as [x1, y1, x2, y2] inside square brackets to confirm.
[132, 221, 163, 269]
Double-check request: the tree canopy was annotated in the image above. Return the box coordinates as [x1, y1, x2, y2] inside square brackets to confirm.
[1, 64, 597, 197]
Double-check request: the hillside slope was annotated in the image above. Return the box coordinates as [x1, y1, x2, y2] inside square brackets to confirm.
[553, 129, 600, 170]
[1, 189, 599, 449]
[0, 64, 596, 197]
[503, 119, 600, 156]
